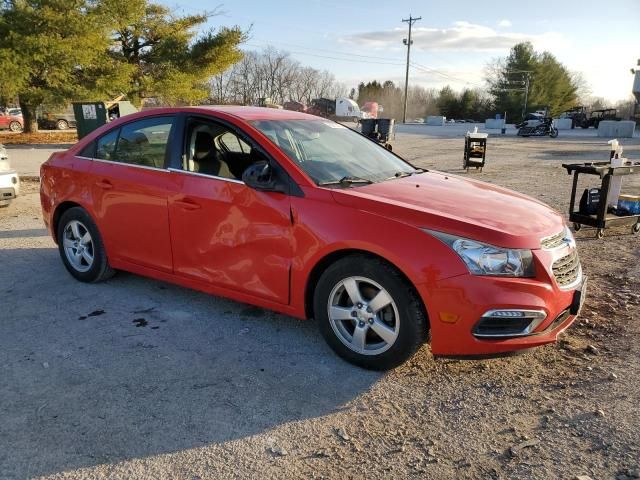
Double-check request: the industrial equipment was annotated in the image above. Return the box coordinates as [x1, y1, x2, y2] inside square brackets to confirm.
[580, 109, 619, 129]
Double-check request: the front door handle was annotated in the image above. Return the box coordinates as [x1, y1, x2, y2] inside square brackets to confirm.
[174, 198, 201, 210]
[96, 180, 113, 190]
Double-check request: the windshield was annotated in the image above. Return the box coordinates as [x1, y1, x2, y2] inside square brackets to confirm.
[250, 119, 416, 186]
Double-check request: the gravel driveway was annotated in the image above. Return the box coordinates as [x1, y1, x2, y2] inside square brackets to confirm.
[1, 133, 639, 480]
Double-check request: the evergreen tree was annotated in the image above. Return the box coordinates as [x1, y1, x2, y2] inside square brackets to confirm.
[100, 0, 245, 106]
[0, 0, 120, 132]
[437, 86, 459, 118]
[488, 42, 578, 120]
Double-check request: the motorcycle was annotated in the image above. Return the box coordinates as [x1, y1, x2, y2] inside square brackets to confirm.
[516, 117, 558, 138]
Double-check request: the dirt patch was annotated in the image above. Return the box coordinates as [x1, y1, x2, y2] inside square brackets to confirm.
[0, 133, 639, 480]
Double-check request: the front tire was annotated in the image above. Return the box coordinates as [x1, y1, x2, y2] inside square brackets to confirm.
[550, 128, 558, 138]
[56, 119, 69, 130]
[56, 207, 115, 282]
[314, 255, 428, 370]
[9, 121, 22, 132]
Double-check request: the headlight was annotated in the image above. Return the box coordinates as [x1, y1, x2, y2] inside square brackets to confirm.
[425, 230, 535, 277]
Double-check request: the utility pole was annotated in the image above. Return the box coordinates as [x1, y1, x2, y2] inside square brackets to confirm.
[402, 14, 421, 124]
[522, 72, 530, 119]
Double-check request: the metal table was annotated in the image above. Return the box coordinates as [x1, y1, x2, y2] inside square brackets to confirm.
[562, 161, 640, 238]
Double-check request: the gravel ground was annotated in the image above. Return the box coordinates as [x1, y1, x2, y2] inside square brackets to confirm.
[1, 133, 639, 480]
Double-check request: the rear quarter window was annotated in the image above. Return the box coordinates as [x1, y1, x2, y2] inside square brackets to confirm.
[79, 142, 96, 158]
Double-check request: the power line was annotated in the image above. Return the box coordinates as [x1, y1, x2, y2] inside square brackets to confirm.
[244, 43, 404, 66]
[410, 61, 485, 89]
[247, 39, 405, 63]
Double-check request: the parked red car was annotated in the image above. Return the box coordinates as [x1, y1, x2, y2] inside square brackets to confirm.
[40, 107, 585, 369]
[0, 111, 23, 132]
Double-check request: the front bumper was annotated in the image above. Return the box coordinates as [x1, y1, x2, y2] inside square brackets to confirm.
[418, 266, 583, 357]
[0, 172, 19, 204]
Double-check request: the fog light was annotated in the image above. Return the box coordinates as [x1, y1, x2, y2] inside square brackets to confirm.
[473, 309, 546, 338]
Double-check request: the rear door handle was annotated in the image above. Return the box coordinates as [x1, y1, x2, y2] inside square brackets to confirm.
[96, 180, 113, 190]
[174, 198, 201, 210]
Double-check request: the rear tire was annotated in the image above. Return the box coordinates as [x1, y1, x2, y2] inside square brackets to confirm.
[56, 119, 69, 130]
[56, 207, 115, 283]
[314, 254, 428, 370]
[9, 121, 22, 132]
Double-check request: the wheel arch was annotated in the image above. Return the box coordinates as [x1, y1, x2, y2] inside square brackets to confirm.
[303, 248, 429, 328]
[52, 201, 89, 243]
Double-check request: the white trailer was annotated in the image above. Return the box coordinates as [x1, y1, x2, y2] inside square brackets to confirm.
[335, 98, 361, 122]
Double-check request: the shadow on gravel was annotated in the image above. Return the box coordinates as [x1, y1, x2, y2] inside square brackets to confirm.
[0, 247, 381, 478]
[0, 228, 49, 239]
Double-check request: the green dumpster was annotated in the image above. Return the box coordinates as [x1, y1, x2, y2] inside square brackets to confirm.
[72, 101, 137, 139]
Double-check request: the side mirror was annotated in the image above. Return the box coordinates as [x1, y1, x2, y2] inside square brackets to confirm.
[242, 160, 285, 193]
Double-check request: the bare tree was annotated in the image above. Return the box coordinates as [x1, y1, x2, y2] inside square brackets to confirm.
[210, 48, 343, 106]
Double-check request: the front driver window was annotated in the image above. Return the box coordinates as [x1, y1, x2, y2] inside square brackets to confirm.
[185, 119, 260, 180]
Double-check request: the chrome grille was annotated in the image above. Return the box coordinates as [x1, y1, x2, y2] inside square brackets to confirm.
[541, 230, 565, 250]
[552, 250, 581, 288]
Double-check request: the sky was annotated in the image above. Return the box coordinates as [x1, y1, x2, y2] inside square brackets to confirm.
[163, 0, 640, 103]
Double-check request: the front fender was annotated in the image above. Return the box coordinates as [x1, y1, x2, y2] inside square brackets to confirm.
[289, 187, 467, 318]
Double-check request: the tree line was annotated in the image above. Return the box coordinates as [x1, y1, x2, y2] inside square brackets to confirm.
[232, 42, 584, 122]
[353, 42, 584, 122]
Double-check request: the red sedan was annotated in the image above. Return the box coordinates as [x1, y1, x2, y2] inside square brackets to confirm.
[40, 107, 585, 369]
[0, 111, 23, 132]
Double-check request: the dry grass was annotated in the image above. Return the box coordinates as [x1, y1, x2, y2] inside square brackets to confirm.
[0, 131, 77, 145]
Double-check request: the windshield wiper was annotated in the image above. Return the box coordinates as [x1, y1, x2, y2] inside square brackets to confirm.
[386, 169, 423, 180]
[318, 176, 373, 187]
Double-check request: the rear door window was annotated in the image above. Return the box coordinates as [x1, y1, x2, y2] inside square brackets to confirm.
[112, 117, 175, 168]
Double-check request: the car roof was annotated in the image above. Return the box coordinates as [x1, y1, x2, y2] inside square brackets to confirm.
[184, 106, 318, 121]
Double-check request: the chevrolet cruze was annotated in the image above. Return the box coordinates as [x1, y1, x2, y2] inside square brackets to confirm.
[40, 107, 585, 370]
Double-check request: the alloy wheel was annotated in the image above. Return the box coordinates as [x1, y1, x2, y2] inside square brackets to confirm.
[62, 220, 95, 272]
[327, 276, 400, 355]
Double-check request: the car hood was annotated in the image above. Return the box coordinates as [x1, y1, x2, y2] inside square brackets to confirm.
[330, 171, 565, 249]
